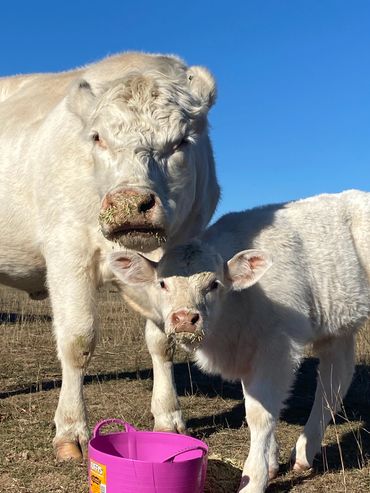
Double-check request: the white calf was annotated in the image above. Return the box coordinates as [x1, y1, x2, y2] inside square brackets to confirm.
[109, 190, 370, 493]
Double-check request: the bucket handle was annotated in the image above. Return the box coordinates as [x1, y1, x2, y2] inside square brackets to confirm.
[162, 445, 208, 463]
[92, 419, 136, 438]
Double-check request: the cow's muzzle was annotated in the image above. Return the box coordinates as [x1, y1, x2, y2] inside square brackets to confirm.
[99, 188, 167, 252]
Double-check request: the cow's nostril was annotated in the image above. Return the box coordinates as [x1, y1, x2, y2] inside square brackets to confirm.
[138, 194, 156, 214]
[191, 313, 200, 325]
[101, 195, 114, 212]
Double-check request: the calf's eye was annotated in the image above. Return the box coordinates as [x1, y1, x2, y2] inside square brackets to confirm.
[209, 280, 219, 291]
[159, 280, 167, 289]
[92, 132, 100, 142]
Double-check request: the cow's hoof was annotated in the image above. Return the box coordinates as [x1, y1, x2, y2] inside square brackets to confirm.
[154, 423, 187, 434]
[55, 441, 83, 461]
[153, 411, 187, 434]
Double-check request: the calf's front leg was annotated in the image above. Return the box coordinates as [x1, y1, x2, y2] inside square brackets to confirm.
[145, 319, 186, 433]
[238, 387, 277, 493]
[239, 355, 295, 493]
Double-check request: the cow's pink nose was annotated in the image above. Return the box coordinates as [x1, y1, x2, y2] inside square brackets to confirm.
[100, 189, 156, 214]
[171, 310, 200, 333]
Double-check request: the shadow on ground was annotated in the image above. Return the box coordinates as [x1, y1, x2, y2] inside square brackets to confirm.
[0, 311, 52, 324]
[1, 349, 369, 477]
[204, 459, 241, 493]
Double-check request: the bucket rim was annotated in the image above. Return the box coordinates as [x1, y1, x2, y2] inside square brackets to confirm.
[89, 433, 208, 465]
[89, 419, 208, 464]
[88, 447, 208, 465]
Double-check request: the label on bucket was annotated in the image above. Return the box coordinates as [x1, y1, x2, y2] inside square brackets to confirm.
[90, 459, 107, 493]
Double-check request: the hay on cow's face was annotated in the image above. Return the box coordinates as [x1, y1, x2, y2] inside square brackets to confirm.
[99, 206, 119, 225]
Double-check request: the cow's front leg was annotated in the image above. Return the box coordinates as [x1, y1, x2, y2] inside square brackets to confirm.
[46, 247, 98, 460]
[145, 319, 186, 433]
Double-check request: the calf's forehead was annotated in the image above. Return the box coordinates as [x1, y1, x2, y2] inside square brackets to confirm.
[158, 243, 222, 279]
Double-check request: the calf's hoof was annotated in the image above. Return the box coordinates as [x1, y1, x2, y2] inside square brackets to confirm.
[237, 475, 250, 492]
[268, 466, 279, 480]
[293, 460, 312, 473]
[55, 441, 83, 461]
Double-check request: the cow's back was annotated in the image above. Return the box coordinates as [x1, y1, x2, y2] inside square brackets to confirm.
[0, 52, 186, 137]
[0, 71, 78, 134]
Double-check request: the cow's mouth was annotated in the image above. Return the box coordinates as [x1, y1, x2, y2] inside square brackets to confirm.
[103, 225, 167, 252]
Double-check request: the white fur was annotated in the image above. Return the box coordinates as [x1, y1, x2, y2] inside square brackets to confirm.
[110, 190, 370, 493]
[0, 52, 220, 454]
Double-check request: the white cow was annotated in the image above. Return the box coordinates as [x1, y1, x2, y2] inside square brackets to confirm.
[110, 190, 370, 493]
[0, 52, 220, 459]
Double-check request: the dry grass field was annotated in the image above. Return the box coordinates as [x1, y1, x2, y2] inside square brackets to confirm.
[0, 284, 369, 493]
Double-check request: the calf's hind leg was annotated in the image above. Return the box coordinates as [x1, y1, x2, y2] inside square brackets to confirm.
[293, 333, 355, 471]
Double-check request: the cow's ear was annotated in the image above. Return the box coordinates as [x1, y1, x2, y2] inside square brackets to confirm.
[109, 252, 157, 286]
[66, 79, 96, 123]
[225, 249, 272, 291]
[187, 66, 216, 110]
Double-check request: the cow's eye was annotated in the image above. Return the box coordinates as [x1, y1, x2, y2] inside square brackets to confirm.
[159, 280, 167, 289]
[92, 132, 100, 143]
[173, 138, 188, 151]
[209, 280, 219, 291]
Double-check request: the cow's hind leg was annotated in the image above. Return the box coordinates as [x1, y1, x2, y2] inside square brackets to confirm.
[293, 333, 355, 471]
[145, 319, 186, 433]
[46, 248, 98, 460]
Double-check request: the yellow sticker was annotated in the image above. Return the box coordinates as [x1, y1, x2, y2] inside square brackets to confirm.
[90, 459, 107, 493]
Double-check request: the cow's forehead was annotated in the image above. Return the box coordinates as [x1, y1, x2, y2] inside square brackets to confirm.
[95, 73, 195, 121]
[158, 242, 222, 278]
[91, 75, 197, 148]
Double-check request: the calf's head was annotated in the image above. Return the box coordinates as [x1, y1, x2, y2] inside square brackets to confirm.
[109, 241, 272, 348]
[67, 57, 218, 252]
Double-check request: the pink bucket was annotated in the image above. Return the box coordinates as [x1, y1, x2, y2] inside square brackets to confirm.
[88, 419, 208, 493]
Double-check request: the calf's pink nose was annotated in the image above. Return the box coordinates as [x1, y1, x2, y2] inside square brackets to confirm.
[171, 310, 200, 333]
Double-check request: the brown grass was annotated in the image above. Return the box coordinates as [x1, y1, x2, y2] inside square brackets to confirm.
[0, 284, 369, 492]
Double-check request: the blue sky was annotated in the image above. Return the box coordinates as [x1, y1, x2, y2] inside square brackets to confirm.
[1, 1, 369, 220]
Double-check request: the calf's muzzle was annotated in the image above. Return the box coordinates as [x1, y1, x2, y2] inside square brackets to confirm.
[99, 188, 167, 252]
[171, 309, 200, 334]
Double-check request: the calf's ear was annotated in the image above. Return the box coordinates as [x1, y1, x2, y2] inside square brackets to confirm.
[66, 79, 96, 124]
[226, 249, 272, 291]
[187, 66, 216, 110]
[109, 252, 157, 286]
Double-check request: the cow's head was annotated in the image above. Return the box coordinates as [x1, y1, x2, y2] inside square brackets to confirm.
[109, 241, 272, 349]
[67, 56, 218, 252]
